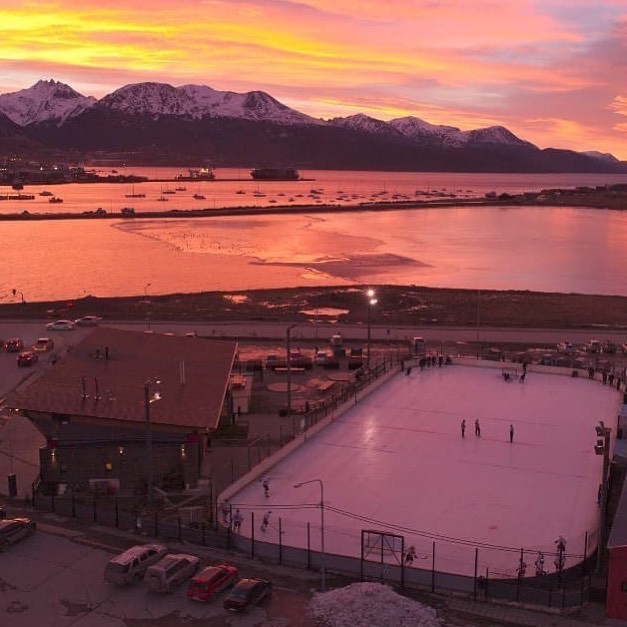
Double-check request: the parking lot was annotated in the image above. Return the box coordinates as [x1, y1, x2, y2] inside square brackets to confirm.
[0, 504, 317, 627]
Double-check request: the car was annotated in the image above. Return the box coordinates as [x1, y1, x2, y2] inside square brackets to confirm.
[46, 319, 76, 331]
[314, 350, 330, 365]
[187, 564, 239, 602]
[144, 553, 200, 592]
[0, 517, 36, 551]
[5, 338, 24, 353]
[75, 315, 101, 327]
[17, 351, 38, 367]
[33, 337, 54, 352]
[223, 578, 272, 612]
[556, 341, 574, 354]
[104, 543, 168, 585]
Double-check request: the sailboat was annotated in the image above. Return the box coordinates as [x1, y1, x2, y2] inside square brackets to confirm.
[125, 183, 145, 198]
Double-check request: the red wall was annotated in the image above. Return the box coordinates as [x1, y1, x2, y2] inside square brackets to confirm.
[607, 546, 627, 619]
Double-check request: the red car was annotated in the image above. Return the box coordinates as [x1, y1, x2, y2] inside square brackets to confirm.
[17, 351, 38, 367]
[186, 564, 238, 602]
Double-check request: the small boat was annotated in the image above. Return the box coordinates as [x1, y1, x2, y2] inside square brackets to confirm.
[175, 186, 187, 192]
[125, 183, 145, 198]
[235, 190, 245, 195]
[162, 189, 176, 195]
[39, 190, 53, 196]
[48, 197, 63, 203]
[156, 196, 169, 202]
[193, 194, 206, 200]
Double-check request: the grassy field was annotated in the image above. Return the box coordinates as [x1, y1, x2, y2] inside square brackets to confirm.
[2, 285, 627, 329]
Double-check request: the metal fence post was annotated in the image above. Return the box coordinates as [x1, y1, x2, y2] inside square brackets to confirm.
[93, 494, 97, 523]
[71, 493, 76, 518]
[279, 517, 283, 565]
[307, 522, 311, 569]
[154, 510, 158, 537]
[431, 541, 436, 592]
[178, 517, 182, 542]
[251, 512, 255, 560]
[115, 499, 119, 528]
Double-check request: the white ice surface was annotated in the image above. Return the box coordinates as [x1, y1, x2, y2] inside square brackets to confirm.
[230, 363, 622, 577]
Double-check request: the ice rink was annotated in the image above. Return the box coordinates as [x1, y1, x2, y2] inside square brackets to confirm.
[229, 362, 623, 577]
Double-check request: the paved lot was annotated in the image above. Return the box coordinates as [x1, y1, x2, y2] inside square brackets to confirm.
[0, 505, 317, 627]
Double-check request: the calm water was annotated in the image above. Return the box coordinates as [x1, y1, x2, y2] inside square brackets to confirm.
[3, 169, 627, 302]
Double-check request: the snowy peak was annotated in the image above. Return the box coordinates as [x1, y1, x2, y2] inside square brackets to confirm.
[97, 82, 195, 117]
[97, 82, 321, 125]
[581, 150, 619, 163]
[329, 113, 402, 136]
[466, 125, 533, 147]
[0, 79, 96, 126]
[389, 116, 466, 147]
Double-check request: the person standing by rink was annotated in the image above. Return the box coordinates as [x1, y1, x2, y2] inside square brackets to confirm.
[475, 419, 481, 436]
[262, 479, 270, 498]
[404, 546, 417, 566]
[232, 509, 243, 533]
[461, 419, 466, 438]
[509, 424, 514, 443]
[535, 551, 545, 576]
[261, 510, 272, 531]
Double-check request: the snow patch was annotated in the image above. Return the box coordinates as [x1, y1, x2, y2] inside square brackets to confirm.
[308, 582, 443, 627]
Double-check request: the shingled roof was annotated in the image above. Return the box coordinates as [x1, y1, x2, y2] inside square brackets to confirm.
[5, 328, 237, 432]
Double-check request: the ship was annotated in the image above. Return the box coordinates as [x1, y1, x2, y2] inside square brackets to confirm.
[175, 166, 215, 181]
[250, 167, 300, 181]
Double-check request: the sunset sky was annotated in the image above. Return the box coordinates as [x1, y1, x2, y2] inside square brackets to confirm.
[1, 1, 627, 158]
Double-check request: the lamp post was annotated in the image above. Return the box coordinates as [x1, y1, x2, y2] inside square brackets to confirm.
[476, 289, 481, 359]
[144, 379, 161, 505]
[286, 324, 297, 435]
[366, 288, 377, 365]
[594, 421, 611, 570]
[144, 282, 151, 330]
[294, 479, 325, 590]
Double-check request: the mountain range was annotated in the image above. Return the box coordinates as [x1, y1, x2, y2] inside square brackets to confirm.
[0, 79, 624, 173]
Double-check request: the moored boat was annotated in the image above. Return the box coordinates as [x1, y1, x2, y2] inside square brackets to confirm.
[251, 167, 300, 181]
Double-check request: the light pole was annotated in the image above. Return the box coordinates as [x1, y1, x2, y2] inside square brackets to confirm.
[286, 324, 297, 435]
[144, 282, 151, 330]
[476, 289, 481, 359]
[144, 379, 161, 505]
[294, 479, 325, 590]
[366, 288, 377, 365]
[594, 421, 611, 570]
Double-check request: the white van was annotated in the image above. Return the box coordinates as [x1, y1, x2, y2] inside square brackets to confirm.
[104, 543, 168, 585]
[144, 553, 200, 592]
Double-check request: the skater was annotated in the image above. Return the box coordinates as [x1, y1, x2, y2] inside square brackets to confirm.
[262, 479, 270, 498]
[461, 419, 466, 438]
[232, 509, 243, 533]
[474, 418, 481, 437]
[535, 552, 545, 576]
[404, 545, 417, 566]
[519, 371, 526, 384]
[261, 510, 271, 532]
[406, 366, 412, 376]
[509, 424, 514, 443]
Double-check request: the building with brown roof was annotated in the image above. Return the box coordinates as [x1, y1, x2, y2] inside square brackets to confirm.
[5, 328, 237, 495]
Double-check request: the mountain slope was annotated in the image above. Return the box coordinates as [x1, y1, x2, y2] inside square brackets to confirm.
[1, 79, 624, 173]
[0, 80, 96, 126]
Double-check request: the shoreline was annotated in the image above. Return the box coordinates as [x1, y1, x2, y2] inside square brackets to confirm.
[0, 185, 626, 221]
[2, 285, 627, 331]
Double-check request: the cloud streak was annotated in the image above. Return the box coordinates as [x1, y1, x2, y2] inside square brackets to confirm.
[0, 0, 626, 157]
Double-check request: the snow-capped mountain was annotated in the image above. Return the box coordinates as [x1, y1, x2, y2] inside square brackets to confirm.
[0, 79, 623, 173]
[581, 150, 619, 163]
[0, 80, 96, 127]
[389, 116, 468, 147]
[94, 82, 321, 125]
[329, 113, 404, 137]
[388, 117, 534, 148]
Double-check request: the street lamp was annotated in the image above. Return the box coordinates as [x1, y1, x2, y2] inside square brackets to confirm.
[144, 379, 161, 505]
[366, 288, 377, 365]
[476, 289, 481, 359]
[294, 479, 325, 590]
[594, 421, 611, 570]
[144, 283, 152, 330]
[286, 324, 297, 435]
